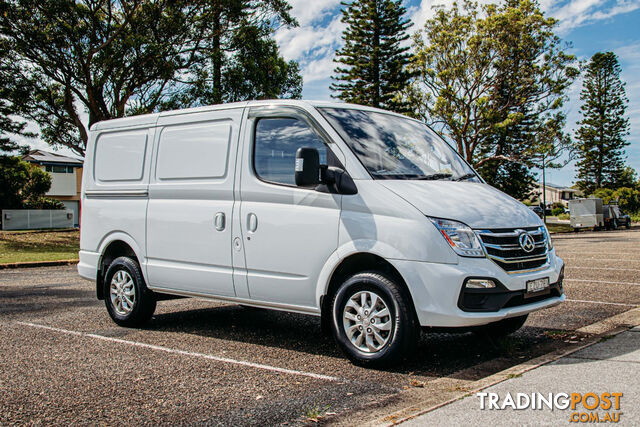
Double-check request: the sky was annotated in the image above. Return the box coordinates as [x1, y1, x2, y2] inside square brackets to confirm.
[274, 0, 640, 187]
[24, 0, 640, 188]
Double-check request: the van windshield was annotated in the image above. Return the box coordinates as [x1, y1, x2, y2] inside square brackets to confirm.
[319, 107, 479, 181]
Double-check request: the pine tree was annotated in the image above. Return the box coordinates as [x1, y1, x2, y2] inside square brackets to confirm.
[330, 0, 413, 113]
[575, 52, 630, 194]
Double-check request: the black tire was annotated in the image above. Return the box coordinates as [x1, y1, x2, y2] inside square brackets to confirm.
[331, 272, 418, 367]
[104, 256, 156, 327]
[474, 314, 528, 340]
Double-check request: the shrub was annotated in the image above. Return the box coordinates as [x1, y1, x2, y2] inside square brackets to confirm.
[551, 207, 564, 216]
[22, 197, 65, 210]
[592, 187, 640, 213]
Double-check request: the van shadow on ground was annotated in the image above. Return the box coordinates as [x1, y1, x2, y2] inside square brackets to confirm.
[146, 304, 577, 378]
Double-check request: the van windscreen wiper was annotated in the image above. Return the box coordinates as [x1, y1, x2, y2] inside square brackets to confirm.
[410, 172, 453, 180]
[454, 173, 477, 181]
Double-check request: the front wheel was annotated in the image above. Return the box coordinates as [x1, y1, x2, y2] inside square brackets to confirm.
[331, 272, 418, 367]
[474, 314, 528, 340]
[104, 256, 156, 327]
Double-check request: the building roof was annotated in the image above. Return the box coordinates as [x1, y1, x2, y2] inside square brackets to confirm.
[536, 182, 577, 192]
[23, 149, 83, 166]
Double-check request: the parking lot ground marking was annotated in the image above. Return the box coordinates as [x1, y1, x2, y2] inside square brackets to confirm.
[16, 321, 341, 382]
[564, 278, 640, 286]
[565, 299, 638, 307]
[565, 266, 640, 272]
[560, 257, 640, 262]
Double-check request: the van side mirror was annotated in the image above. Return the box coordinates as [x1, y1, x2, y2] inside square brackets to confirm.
[295, 147, 320, 187]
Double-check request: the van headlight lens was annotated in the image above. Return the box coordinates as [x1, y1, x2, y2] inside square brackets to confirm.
[429, 217, 485, 257]
[541, 224, 553, 250]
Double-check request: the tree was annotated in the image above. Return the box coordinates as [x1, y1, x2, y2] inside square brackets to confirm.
[409, 0, 577, 198]
[618, 166, 639, 189]
[0, 0, 300, 156]
[574, 52, 630, 194]
[331, 0, 413, 113]
[187, 20, 302, 105]
[0, 40, 31, 154]
[592, 187, 640, 214]
[0, 156, 56, 210]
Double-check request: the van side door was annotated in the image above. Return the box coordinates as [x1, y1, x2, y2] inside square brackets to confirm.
[236, 107, 345, 309]
[145, 108, 243, 296]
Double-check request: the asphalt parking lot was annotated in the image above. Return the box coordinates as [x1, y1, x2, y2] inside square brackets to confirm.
[1, 228, 639, 425]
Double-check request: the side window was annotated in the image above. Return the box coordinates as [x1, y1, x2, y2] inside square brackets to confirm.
[254, 118, 327, 186]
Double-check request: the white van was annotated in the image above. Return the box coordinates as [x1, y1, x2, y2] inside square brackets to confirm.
[78, 100, 564, 366]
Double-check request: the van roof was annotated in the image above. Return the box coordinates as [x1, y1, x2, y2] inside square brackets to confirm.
[89, 99, 408, 131]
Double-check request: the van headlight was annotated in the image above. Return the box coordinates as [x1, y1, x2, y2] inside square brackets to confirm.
[541, 224, 553, 250]
[429, 217, 485, 257]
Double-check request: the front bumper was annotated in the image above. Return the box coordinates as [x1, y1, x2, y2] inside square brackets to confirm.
[391, 249, 565, 328]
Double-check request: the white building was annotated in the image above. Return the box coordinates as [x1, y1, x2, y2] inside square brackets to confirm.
[22, 150, 84, 226]
[534, 182, 578, 207]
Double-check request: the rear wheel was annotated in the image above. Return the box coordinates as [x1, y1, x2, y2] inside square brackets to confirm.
[331, 272, 418, 367]
[104, 256, 156, 327]
[474, 314, 528, 340]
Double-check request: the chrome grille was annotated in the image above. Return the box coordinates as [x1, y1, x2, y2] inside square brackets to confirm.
[476, 227, 549, 273]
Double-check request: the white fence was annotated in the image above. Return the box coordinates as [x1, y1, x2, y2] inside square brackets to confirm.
[1, 209, 74, 231]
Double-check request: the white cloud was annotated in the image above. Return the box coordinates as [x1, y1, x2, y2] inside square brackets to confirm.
[544, 0, 640, 33]
[286, 0, 343, 26]
[275, 2, 346, 87]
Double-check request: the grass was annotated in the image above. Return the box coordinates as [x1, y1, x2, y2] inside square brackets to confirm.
[0, 229, 79, 264]
[304, 403, 331, 422]
[545, 222, 572, 234]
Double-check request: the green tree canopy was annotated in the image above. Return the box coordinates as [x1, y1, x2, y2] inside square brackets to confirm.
[331, 0, 413, 113]
[0, 0, 301, 156]
[574, 51, 630, 194]
[0, 156, 56, 210]
[408, 0, 578, 199]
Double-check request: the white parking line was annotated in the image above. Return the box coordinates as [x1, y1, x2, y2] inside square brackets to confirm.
[557, 252, 639, 256]
[566, 266, 640, 272]
[565, 299, 638, 307]
[16, 321, 341, 382]
[564, 279, 640, 286]
[560, 257, 640, 262]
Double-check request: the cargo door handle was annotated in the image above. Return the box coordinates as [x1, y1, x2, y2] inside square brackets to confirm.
[247, 213, 258, 233]
[214, 212, 225, 231]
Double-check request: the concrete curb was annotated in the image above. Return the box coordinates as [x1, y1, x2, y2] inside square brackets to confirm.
[0, 259, 78, 270]
[327, 308, 640, 426]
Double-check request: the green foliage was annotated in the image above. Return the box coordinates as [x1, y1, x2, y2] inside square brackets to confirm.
[0, 40, 32, 153]
[477, 159, 535, 201]
[331, 0, 414, 113]
[575, 52, 630, 194]
[551, 207, 564, 216]
[617, 166, 638, 189]
[408, 0, 577, 199]
[22, 197, 66, 210]
[202, 22, 302, 104]
[0, 156, 53, 210]
[592, 187, 640, 213]
[0, 0, 301, 156]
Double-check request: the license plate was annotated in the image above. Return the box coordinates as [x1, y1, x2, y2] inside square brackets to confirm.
[525, 277, 550, 297]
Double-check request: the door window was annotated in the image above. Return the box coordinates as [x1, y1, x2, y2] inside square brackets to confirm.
[254, 118, 327, 186]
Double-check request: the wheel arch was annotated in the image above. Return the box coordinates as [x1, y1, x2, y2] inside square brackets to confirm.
[318, 251, 418, 325]
[95, 233, 144, 300]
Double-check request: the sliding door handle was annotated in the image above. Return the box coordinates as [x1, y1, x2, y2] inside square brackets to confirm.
[214, 212, 225, 231]
[247, 213, 258, 233]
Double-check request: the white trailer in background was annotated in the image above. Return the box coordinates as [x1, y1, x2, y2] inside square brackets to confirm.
[569, 198, 604, 230]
